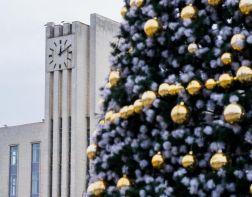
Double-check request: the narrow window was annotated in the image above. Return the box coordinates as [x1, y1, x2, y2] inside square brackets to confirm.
[9, 146, 18, 197]
[31, 143, 40, 197]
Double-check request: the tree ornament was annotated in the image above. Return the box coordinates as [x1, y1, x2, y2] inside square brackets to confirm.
[87, 180, 106, 196]
[144, 18, 161, 37]
[205, 79, 217, 90]
[218, 73, 234, 89]
[208, 0, 222, 6]
[105, 111, 114, 122]
[130, 0, 135, 7]
[210, 150, 229, 170]
[133, 99, 143, 113]
[224, 103, 245, 124]
[231, 34, 245, 51]
[182, 151, 197, 169]
[109, 70, 120, 87]
[151, 152, 164, 169]
[106, 82, 112, 89]
[181, 4, 198, 20]
[135, 0, 144, 7]
[236, 66, 252, 83]
[99, 119, 105, 125]
[127, 105, 135, 117]
[110, 113, 120, 123]
[158, 83, 170, 97]
[221, 53, 232, 65]
[171, 102, 190, 124]
[186, 80, 202, 95]
[250, 183, 252, 194]
[187, 43, 198, 54]
[120, 106, 129, 119]
[117, 175, 131, 189]
[239, 0, 252, 15]
[167, 84, 184, 95]
[121, 6, 128, 17]
[141, 91, 156, 107]
[87, 144, 97, 160]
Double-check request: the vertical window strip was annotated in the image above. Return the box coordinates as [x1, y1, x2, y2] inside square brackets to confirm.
[31, 143, 40, 197]
[9, 145, 18, 197]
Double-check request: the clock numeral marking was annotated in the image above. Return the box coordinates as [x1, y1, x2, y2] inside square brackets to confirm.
[48, 55, 52, 58]
[49, 60, 54, 64]
[54, 63, 57, 69]
[67, 58, 72, 61]
[50, 48, 54, 51]
[60, 40, 62, 44]
[68, 51, 72, 54]
[59, 64, 62, 69]
[64, 40, 68, 45]
[54, 42, 57, 47]
[64, 62, 67, 67]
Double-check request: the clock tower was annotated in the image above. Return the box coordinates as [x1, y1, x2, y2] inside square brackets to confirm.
[45, 22, 89, 197]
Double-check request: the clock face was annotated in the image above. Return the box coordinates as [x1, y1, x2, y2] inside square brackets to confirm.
[47, 35, 74, 71]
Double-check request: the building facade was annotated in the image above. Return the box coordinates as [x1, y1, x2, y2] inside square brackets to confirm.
[0, 14, 119, 197]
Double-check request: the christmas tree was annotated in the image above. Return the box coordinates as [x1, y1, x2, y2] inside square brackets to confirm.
[87, 0, 252, 196]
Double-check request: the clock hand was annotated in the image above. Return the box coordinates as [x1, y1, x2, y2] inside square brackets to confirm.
[58, 46, 62, 56]
[59, 45, 71, 56]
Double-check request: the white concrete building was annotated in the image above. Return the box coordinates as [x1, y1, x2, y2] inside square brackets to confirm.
[0, 14, 119, 197]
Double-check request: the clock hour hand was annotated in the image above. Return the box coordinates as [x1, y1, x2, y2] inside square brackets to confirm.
[59, 45, 71, 56]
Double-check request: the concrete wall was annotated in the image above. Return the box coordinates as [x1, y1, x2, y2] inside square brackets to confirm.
[0, 122, 47, 197]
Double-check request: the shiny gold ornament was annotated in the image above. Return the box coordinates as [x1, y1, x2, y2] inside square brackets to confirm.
[151, 152, 164, 169]
[144, 18, 161, 37]
[117, 175, 131, 189]
[110, 113, 120, 123]
[106, 82, 112, 89]
[210, 150, 229, 170]
[186, 80, 202, 95]
[188, 43, 198, 54]
[105, 111, 114, 122]
[181, 4, 198, 20]
[127, 105, 135, 116]
[134, 99, 143, 113]
[250, 184, 252, 194]
[208, 0, 222, 6]
[120, 106, 129, 119]
[87, 180, 106, 196]
[121, 6, 128, 17]
[130, 0, 135, 6]
[236, 66, 252, 83]
[182, 151, 197, 169]
[99, 119, 105, 125]
[135, 0, 144, 7]
[171, 102, 190, 124]
[141, 91, 156, 107]
[128, 47, 133, 54]
[221, 53, 232, 65]
[109, 71, 120, 87]
[231, 34, 246, 51]
[87, 144, 97, 160]
[167, 84, 184, 95]
[224, 103, 245, 124]
[239, 0, 252, 15]
[205, 79, 217, 90]
[158, 83, 170, 97]
[218, 73, 234, 89]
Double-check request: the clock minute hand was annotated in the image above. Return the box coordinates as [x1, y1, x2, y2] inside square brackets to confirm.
[59, 45, 71, 56]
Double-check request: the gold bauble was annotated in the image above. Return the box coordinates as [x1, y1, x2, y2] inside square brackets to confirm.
[239, 0, 252, 15]
[188, 43, 198, 54]
[120, 106, 129, 119]
[106, 82, 112, 89]
[205, 79, 217, 90]
[141, 91, 156, 107]
[135, 0, 144, 7]
[99, 119, 105, 125]
[218, 73, 234, 89]
[110, 113, 120, 123]
[208, 0, 222, 6]
[130, 0, 135, 7]
[186, 80, 202, 95]
[158, 83, 170, 97]
[121, 6, 128, 17]
[117, 175, 131, 189]
[236, 66, 252, 83]
[105, 111, 114, 122]
[151, 152, 164, 169]
[109, 71, 120, 87]
[181, 4, 198, 20]
[250, 184, 252, 194]
[210, 150, 229, 170]
[231, 34, 246, 51]
[167, 84, 184, 95]
[224, 103, 245, 124]
[128, 47, 133, 54]
[87, 180, 106, 196]
[182, 151, 197, 169]
[221, 53, 232, 65]
[144, 18, 161, 37]
[87, 144, 97, 160]
[127, 105, 135, 116]
[133, 99, 143, 113]
[171, 102, 190, 124]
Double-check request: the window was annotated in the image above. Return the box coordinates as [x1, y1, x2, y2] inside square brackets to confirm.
[9, 146, 18, 197]
[31, 143, 40, 197]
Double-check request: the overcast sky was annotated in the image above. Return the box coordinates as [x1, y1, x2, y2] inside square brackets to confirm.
[0, 0, 123, 126]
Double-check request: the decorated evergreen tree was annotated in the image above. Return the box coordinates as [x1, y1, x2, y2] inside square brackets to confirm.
[87, 0, 252, 196]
